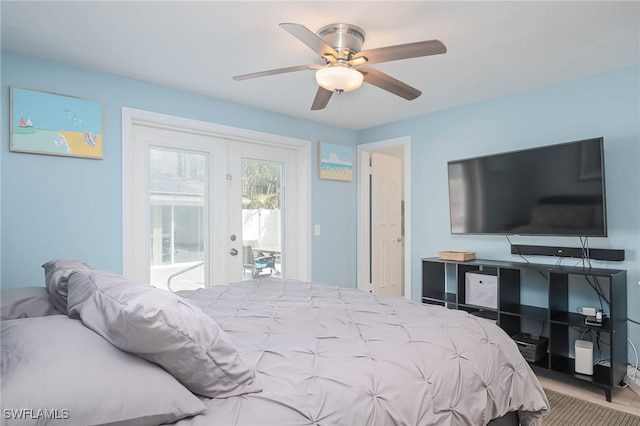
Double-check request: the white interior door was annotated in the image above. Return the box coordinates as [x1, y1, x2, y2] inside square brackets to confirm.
[370, 152, 403, 297]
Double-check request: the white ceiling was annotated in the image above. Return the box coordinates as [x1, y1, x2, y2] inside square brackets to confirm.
[2, 1, 639, 130]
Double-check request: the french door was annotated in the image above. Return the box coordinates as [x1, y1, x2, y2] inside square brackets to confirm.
[128, 122, 303, 290]
[228, 141, 297, 286]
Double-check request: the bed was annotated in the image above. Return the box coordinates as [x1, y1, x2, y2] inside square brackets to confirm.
[1, 259, 549, 426]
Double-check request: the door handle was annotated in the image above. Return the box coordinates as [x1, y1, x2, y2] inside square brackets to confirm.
[230, 248, 238, 256]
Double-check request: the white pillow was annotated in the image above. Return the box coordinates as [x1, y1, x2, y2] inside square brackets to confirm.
[67, 269, 262, 398]
[42, 258, 93, 313]
[1, 316, 206, 426]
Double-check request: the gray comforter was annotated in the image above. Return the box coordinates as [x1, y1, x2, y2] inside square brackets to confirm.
[174, 278, 549, 426]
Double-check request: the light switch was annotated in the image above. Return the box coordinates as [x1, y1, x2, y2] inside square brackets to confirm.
[314, 224, 321, 236]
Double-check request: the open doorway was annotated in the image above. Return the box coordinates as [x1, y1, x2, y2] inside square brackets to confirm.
[357, 136, 412, 299]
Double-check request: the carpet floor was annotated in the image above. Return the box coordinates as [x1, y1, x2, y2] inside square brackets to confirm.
[543, 388, 640, 425]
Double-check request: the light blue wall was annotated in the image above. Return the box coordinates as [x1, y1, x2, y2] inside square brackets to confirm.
[2, 51, 638, 357]
[359, 65, 640, 362]
[1, 50, 358, 288]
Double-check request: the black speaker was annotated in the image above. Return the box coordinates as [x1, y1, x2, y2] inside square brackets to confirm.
[510, 244, 625, 261]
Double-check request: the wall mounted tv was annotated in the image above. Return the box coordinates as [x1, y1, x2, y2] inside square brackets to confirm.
[447, 137, 607, 236]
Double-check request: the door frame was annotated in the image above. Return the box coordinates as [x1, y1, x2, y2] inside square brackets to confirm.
[122, 107, 312, 282]
[357, 136, 412, 299]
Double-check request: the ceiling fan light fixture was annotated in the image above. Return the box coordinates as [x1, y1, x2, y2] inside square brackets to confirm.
[315, 65, 364, 92]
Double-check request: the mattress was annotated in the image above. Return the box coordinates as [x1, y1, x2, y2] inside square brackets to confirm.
[172, 278, 549, 425]
[1, 267, 549, 426]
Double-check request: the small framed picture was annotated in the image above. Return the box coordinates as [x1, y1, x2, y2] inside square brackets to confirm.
[318, 141, 353, 181]
[10, 86, 103, 159]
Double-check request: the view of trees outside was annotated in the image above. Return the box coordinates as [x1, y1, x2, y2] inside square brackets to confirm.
[242, 160, 281, 210]
[241, 159, 283, 279]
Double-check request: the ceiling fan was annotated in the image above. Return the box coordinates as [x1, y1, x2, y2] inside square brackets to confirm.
[232, 23, 447, 110]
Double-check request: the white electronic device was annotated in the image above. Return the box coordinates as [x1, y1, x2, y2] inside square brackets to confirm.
[585, 310, 605, 326]
[575, 340, 593, 375]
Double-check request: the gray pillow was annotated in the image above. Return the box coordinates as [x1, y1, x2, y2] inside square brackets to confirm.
[42, 258, 94, 313]
[1, 286, 63, 320]
[67, 269, 262, 398]
[0, 316, 206, 426]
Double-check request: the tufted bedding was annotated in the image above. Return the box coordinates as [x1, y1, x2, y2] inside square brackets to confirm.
[1, 266, 549, 426]
[172, 278, 549, 426]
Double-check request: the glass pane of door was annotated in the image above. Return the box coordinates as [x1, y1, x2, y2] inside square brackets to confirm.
[240, 159, 283, 280]
[149, 146, 208, 291]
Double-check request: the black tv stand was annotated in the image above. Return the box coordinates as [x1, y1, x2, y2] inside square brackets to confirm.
[422, 257, 627, 402]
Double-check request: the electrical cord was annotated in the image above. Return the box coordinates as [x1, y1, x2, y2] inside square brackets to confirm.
[506, 235, 529, 263]
[506, 238, 639, 384]
[577, 238, 640, 336]
[506, 235, 551, 280]
[628, 338, 639, 381]
[579, 236, 609, 310]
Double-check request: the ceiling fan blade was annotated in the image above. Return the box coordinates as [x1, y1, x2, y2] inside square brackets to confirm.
[280, 23, 339, 61]
[352, 39, 446, 65]
[359, 67, 421, 100]
[311, 87, 333, 110]
[233, 64, 317, 81]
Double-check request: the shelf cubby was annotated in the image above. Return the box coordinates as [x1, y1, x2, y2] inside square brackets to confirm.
[422, 257, 627, 402]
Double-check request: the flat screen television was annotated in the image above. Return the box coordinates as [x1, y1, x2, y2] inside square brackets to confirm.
[447, 137, 607, 236]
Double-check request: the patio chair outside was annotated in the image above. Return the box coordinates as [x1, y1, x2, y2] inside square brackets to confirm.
[242, 245, 276, 279]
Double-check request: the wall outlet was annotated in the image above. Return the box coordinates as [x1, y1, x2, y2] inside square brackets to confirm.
[627, 366, 640, 397]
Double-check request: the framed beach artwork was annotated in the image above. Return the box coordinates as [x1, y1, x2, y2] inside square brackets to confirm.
[10, 86, 103, 159]
[318, 141, 353, 181]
